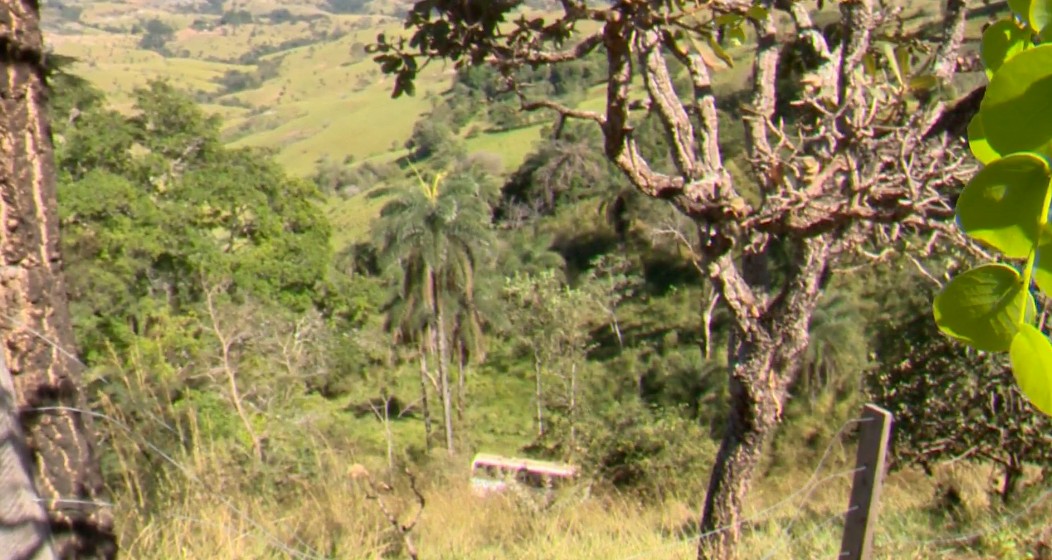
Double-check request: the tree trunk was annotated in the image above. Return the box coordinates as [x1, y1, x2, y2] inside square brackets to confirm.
[418, 344, 432, 453]
[1001, 455, 1023, 504]
[0, 3, 117, 557]
[455, 339, 465, 421]
[698, 238, 829, 560]
[534, 352, 544, 437]
[568, 361, 577, 454]
[435, 298, 455, 455]
[696, 338, 787, 560]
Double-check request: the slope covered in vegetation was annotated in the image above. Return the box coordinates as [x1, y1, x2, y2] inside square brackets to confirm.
[34, 1, 1052, 559]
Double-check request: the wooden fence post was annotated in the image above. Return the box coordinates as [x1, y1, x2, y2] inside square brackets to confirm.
[838, 403, 893, 560]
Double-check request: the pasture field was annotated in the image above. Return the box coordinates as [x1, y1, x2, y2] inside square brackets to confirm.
[45, 1, 549, 181]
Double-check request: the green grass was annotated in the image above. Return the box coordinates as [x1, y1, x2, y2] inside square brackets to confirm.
[326, 187, 392, 250]
[46, 4, 585, 180]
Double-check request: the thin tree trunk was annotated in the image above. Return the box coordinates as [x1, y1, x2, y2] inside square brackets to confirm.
[205, 288, 263, 463]
[435, 299, 455, 455]
[534, 352, 544, 437]
[456, 339, 465, 421]
[418, 343, 432, 453]
[569, 361, 577, 453]
[0, 3, 117, 556]
[701, 288, 719, 362]
[1002, 455, 1023, 504]
[384, 395, 394, 470]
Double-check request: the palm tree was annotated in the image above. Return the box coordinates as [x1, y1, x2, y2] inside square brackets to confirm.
[374, 168, 492, 454]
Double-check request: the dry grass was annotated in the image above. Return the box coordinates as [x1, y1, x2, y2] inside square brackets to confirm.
[100, 411, 1052, 560]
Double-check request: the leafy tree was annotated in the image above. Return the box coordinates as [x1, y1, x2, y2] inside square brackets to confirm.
[503, 270, 598, 449]
[404, 118, 465, 166]
[56, 80, 333, 361]
[796, 288, 872, 403]
[871, 305, 1052, 503]
[219, 9, 253, 26]
[327, 0, 370, 14]
[501, 130, 612, 217]
[138, 18, 175, 53]
[584, 253, 643, 351]
[372, 1, 974, 556]
[0, 2, 116, 555]
[373, 169, 493, 454]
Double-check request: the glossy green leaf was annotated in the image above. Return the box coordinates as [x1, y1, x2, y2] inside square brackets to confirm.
[981, 45, 1052, 157]
[967, 114, 1001, 164]
[934, 264, 1034, 352]
[1031, 0, 1052, 35]
[1010, 324, 1052, 416]
[981, 20, 1030, 77]
[956, 153, 1051, 259]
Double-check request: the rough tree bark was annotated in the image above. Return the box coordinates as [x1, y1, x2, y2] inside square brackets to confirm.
[0, 1, 117, 557]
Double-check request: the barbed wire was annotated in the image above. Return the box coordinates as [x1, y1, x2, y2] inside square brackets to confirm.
[758, 417, 870, 554]
[877, 481, 1052, 555]
[31, 405, 330, 560]
[760, 504, 858, 560]
[3, 308, 337, 558]
[617, 416, 868, 560]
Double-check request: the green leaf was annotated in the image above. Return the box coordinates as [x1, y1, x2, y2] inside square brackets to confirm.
[745, 6, 769, 21]
[715, 14, 741, 26]
[1011, 0, 1033, 24]
[908, 74, 938, 93]
[705, 34, 734, 68]
[957, 153, 1051, 258]
[863, 52, 878, 78]
[980, 20, 1029, 77]
[1010, 324, 1052, 416]
[725, 25, 746, 48]
[883, 43, 904, 87]
[933, 263, 1035, 352]
[980, 45, 1052, 157]
[1031, 0, 1052, 35]
[1033, 234, 1052, 295]
[967, 114, 1001, 164]
[894, 45, 912, 81]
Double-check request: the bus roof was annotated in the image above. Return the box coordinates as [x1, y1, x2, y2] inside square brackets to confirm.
[471, 453, 577, 477]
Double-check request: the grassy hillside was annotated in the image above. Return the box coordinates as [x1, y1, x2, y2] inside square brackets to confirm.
[44, 0, 551, 179]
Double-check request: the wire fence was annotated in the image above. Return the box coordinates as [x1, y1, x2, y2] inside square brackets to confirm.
[613, 409, 1052, 560]
[8, 312, 1052, 559]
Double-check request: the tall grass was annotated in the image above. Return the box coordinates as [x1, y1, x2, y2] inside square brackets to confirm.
[91, 359, 1052, 560]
